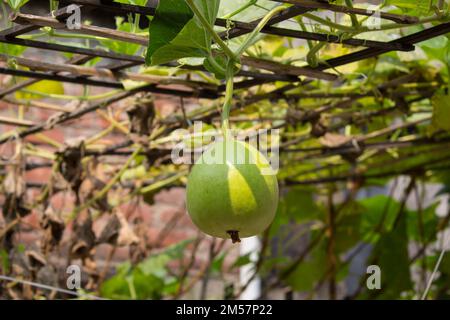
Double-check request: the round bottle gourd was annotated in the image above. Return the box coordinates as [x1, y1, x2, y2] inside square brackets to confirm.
[186, 138, 278, 243]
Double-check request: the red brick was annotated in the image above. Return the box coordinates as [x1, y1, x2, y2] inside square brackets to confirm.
[95, 243, 130, 261]
[24, 167, 52, 184]
[25, 128, 65, 146]
[50, 192, 76, 212]
[128, 202, 153, 225]
[156, 206, 180, 223]
[14, 230, 41, 246]
[154, 187, 186, 207]
[21, 210, 40, 229]
[159, 229, 192, 247]
[159, 208, 195, 229]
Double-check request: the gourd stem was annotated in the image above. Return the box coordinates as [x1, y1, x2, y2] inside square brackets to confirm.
[227, 230, 241, 243]
[221, 62, 235, 139]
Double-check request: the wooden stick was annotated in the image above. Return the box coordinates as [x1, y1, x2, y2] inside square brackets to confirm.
[0, 115, 36, 127]
[275, 0, 419, 24]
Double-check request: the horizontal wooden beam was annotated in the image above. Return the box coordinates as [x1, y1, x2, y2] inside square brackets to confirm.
[12, 13, 148, 45]
[0, 53, 217, 91]
[0, 66, 219, 99]
[241, 56, 337, 81]
[273, 0, 419, 24]
[216, 19, 414, 51]
[316, 22, 450, 70]
[0, 5, 76, 38]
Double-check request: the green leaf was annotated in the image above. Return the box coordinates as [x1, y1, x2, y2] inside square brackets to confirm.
[0, 249, 10, 274]
[283, 240, 327, 292]
[269, 187, 323, 237]
[138, 254, 172, 278]
[431, 93, 450, 131]
[420, 36, 450, 71]
[371, 214, 412, 299]
[258, 256, 289, 276]
[6, 0, 30, 11]
[0, 43, 27, 56]
[406, 203, 439, 242]
[100, 265, 165, 300]
[203, 53, 227, 79]
[231, 253, 252, 269]
[131, 269, 165, 299]
[139, 239, 193, 277]
[434, 254, 450, 275]
[335, 201, 364, 253]
[211, 252, 227, 274]
[98, 16, 144, 56]
[100, 262, 133, 299]
[281, 187, 323, 223]
[359, 195, 400, 243]
[100, 240, 192, 299]
[146, 0, 220, 65]
[385, 0, 432, 16]
[114, 0, 148, 6]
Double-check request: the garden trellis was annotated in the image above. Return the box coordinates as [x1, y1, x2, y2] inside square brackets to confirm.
[0, 1, 449, 172]
[1, 0, 450, 300]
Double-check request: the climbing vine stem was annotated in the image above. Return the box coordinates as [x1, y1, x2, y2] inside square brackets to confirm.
[184, 0, 236, 61]
[221, 61, 235, 139]
[235, 5, 286, 57]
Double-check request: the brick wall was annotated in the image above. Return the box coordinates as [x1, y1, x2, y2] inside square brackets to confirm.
[0, 69, 240, 299]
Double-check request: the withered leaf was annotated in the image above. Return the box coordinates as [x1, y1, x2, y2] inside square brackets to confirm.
[319, 133, 352, 148]
[40, 206, 65, 253]
[25, 250, 46, 269]
[56, 140, 86, 193]
[97, 211, 139, 247]
[127, 94, 155, 136]
[78, 176, 111, 212]
[70, 212, 96, 260]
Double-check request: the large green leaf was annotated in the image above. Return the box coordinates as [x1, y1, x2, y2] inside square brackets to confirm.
[385, 0, 433, 17]
[359, 195, 401, 243]
[99, 17, 144, 56]
[280, 187, 323, 223]
[100, 262, 134, 299]
[269, 187, 324, 238]
[283, 240, 327, 292]
[131, 270, 165, 299]
[406, 203, 439, 243]
[146, 0, 220, 65]
[335, 201, 364, 253]
[100, 239, 192, 299]
[370, 214, 412, 299]
[100, 266, 165, 300]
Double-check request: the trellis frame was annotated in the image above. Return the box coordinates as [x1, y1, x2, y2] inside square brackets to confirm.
[0, 0, 450, 185]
